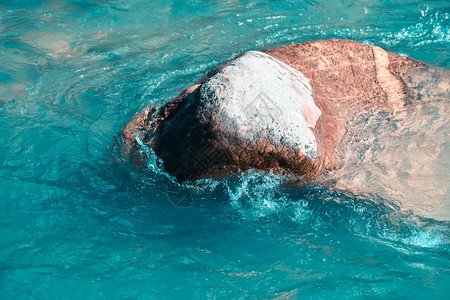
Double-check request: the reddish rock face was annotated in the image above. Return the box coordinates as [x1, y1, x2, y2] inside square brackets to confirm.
[121, 39, 430, 183]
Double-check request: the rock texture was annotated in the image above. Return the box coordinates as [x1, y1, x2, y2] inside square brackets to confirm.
[121, 39, 429, 182]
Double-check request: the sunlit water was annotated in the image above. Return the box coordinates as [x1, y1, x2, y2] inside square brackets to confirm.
[1, 0, 449, 298]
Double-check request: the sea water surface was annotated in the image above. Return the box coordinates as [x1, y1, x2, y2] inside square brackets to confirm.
[1, 0, 449, 298]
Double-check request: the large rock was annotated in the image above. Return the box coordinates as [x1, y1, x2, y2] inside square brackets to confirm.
[122, 39, 432, 182]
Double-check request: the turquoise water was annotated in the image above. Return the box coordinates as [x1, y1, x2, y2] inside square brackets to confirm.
[1, 0, 449, 298]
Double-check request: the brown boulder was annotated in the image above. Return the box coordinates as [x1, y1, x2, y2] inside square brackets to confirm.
[121, 39, 431, 183]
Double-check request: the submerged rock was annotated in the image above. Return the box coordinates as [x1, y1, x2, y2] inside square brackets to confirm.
[122, 39, 441, 183]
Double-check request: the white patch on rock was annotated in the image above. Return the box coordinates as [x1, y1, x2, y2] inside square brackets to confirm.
[200, 51, 321, 158]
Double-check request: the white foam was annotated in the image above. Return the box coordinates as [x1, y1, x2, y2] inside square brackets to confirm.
[200, 51, 321, 158]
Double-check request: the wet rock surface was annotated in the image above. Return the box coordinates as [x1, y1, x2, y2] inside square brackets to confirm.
[122, 39, 436, 183]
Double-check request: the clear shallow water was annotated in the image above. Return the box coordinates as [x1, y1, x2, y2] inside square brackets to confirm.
[0, 0, 449, 298]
